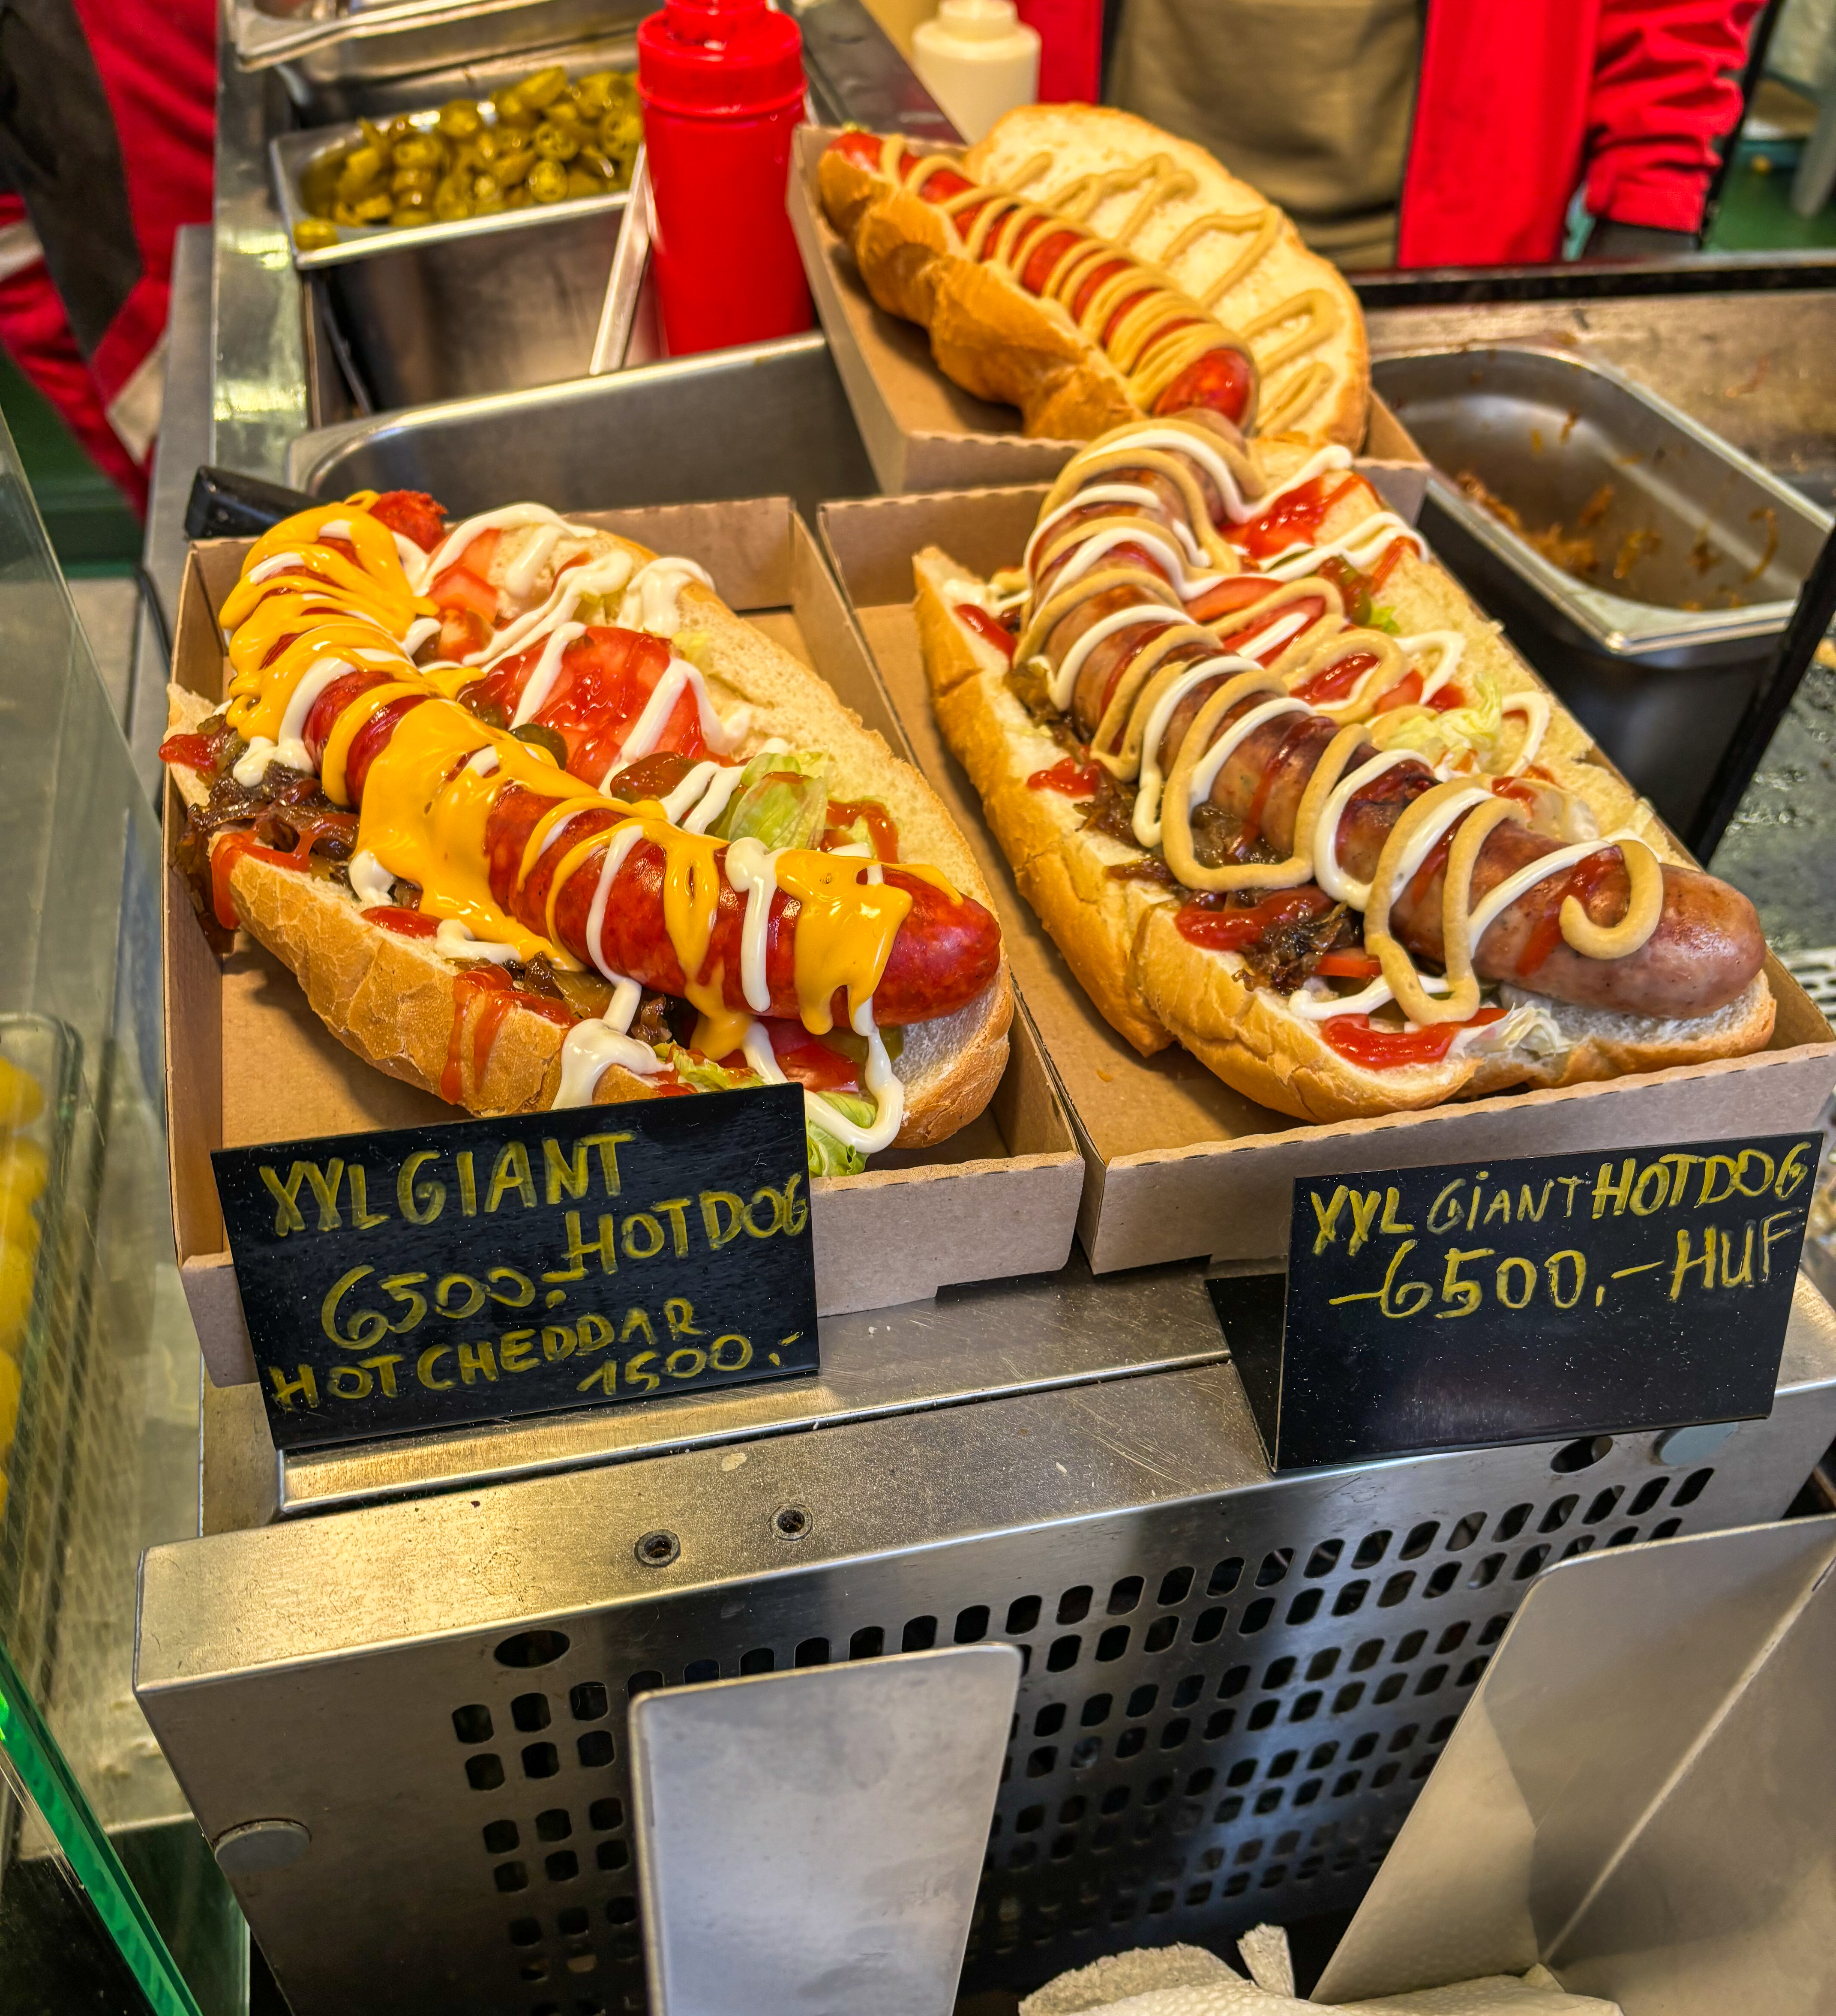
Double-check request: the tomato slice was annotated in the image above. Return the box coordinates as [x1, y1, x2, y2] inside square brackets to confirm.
[1314, 950, 1381, 979]
[367, 490, 447, 554]
[471, 626, 705, 779]
[720, 1022, 862, 1093]
[158, 732, 216, 771]
[1187, 575, 1277, 624]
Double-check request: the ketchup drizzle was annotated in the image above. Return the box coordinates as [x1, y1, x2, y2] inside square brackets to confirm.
[955, 604, 1016, 661]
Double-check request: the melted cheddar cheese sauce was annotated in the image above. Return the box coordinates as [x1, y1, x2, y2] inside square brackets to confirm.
[209, 493, 953, 1141]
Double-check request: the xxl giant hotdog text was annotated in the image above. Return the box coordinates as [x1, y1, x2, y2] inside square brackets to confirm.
[164, 491, 1011, 1172]
[916, 414, 1774, 1122]
[816, 108, 1367, 450]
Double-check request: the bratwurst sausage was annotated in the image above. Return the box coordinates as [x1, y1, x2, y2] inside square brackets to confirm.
[485, 785, 1002, 1026]
[1025, 461, 1767, 1018]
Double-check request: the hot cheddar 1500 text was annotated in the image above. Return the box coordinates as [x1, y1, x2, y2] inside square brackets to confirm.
[249, 1129, 808, 1418]
[1306, 1140, 1813, 1324]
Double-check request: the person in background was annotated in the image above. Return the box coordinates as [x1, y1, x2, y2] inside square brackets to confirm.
[1107, 0, 1765, 271]
[0, 0, 216, 513]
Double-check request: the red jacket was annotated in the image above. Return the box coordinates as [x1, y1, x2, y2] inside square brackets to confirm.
[0, 0, 216, 510]
[1398, 0, 1761, 267]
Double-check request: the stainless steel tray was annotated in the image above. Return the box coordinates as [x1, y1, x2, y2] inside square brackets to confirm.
[232, 0, 642, 94]
[286, 332, 879, 521]
[269, 93, 630, 273]
[1372, 345, 1834, 841]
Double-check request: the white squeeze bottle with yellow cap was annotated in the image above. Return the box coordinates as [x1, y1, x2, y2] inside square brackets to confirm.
[911, 0, 1040, 145]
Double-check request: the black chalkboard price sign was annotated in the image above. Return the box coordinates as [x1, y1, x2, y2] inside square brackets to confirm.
[213, 1084, 819, 1451]
[1211, 1132, 1818, 1471]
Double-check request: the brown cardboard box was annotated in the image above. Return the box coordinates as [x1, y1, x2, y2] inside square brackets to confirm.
[816, 486, 1836, 1273]
[787, 126, 1429, 502]
[166, 497, 1083, 1388]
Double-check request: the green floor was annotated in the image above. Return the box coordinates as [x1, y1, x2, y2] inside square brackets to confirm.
[0, 347, 140, 574]
[1707, 138, 1836, 253]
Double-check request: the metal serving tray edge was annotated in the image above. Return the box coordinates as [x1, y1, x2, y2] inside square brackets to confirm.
[1374, 344, 1831, 659]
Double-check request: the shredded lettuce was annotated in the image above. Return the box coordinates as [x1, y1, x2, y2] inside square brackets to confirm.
[664, 1043, 875, 1177]
[806, 1091, 876, 1178]
[671, 627, 716, 672]
[1369, 667, 1505, 771]
[1448, 1002, 1565, 1060]
[826, 813, 873, 852]
[715, 747, 835, 851]
[664, 1047, 760, 1095]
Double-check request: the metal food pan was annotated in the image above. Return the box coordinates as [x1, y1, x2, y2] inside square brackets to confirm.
[232, 0, 644, 107]
[270, 108, 632, 276]
[271, 56, 636, 412]
[286, 332, 879, 522]
[1373, 345, 1832, 842]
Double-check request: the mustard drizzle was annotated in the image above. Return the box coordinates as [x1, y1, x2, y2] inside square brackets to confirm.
[1007, 422, 1664, 1019]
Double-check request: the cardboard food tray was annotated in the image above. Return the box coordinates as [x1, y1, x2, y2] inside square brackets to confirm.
[788, 125, 1429, 501]
[166, 496, 1084, 1389]
[816, 485, 1836, 1273]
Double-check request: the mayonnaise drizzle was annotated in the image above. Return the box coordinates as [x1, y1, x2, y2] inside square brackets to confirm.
[414, 503, 594, 595]
[742, 998, 905, 1156]
[348, 850, 394, 908]
[1049, 603, 1179, 711]
[475, 556, 637, 665]
[1132, 654, 1256, 847]
[1187, 697, 1307, 809]
[723, 836, 781, 1015]
[1025, 485, 1203, 574]
[617, 556, 715, 638]
[511, 622, 586, 728]
[1262, 513, 1428, 584]
[1313, 752, 1415, 906]
[435, 919, 519, 966]
[1048, 521, 1222, 601]
[552, 823, 671, 1105]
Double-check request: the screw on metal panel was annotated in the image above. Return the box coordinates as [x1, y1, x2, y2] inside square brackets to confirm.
[1654, 1420, 1739, 1466]
[635, 1530, 681, 1567]
[772, 1505, 812, 1541]
[213, 1819, 311, 1876]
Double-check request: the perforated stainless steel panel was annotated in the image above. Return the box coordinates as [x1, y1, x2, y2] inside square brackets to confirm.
[138, 1278, 1836, 2016]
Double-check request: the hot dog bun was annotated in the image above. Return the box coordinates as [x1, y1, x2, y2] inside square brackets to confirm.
[168, 524, 1012, 1149]
[817, 110, 1366, 450]
[967, 108, 1367, 449]
[914, 545, 1773, 1125]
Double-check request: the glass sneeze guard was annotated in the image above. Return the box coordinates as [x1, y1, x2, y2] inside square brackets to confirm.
[0, 408, 243, 2014]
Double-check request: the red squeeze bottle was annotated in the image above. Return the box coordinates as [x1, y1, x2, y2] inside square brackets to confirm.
[637, 0, 815, 356]
[1013, 0, 1101, 102]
